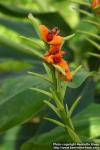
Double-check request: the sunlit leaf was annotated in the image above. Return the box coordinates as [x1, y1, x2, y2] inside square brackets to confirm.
[0, 75, 50, 132]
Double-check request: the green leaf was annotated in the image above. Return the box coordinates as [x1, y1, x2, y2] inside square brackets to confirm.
[0, 3, 31, 18]
[50, 89, 64, 109]
[44, 100, 61, 118]
[0, 35, 43, 59]
[66, 125, 81, 142]
[83, 19, 100, 28]
[0, 59, 32, 72]
[64, 33, 75, 41]
[21, 126, 66, 150]
[19, 36, 45, 51]
[68, 69, 90, 88]
[69, 0, 90, 7]
[77, 30, 100, 41]
[74, 103, 100, 139]
[28, 13, 41, 37]
[43, 63, 52, 81]
[65, 78, 95, 116]
[21, 143, 52, 150]
[0, 3, 71, 35]
[30, 87, 52, 98]
[69, 96, 81, 117]
[28, 71, 52, 83]
[65, 104, 69, 115]
[77, 8, 93, 18]
[0, 126, 21, 150]
[44, 117, 65, 128]
[88, 52, 100, 58]
[22, 103, 100, 150]
[0, 17, 35, 38]
[72, 65, 82, 76]
[86, 38, 100, 50]
[0, 75, 50, 132]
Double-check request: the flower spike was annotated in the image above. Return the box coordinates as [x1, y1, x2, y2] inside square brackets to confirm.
[39, 25, 64, 45]
[40, 24, 72, 81]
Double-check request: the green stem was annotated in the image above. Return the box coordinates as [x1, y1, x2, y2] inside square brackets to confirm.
[49, 66, 81, 142]
[59, 105, 81, 142]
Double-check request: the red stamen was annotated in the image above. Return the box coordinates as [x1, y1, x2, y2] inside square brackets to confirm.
[53, 57, 61, 64]
[46, 27, 60, 42]
[46, 32, 54, 42]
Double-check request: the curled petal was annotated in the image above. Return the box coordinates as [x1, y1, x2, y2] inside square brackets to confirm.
[39, 25, 49, 42]
[49, 35, 64, 45]
[43, 51, 63, 64]
[48, 45, 61, 55]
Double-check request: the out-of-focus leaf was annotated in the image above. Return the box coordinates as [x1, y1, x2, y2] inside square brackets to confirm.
[0, 17, 35, 37]
[77, 8, 93, 18]
[19, 36, 45, 51]
[0, 75, 50, 132]
[83, 19, 100, 28]
[30, 87, 52, 98]
[0, 59, 32, 72]
[0, 126, 20, 150]
[86, 38, 100, 50]
[65, 78, 95, 115]
[69, 96, 81, 117]
[21, 103, 100, 150]
[67, 69, 90, 88]
[0, 35, 43, 59]
[88, 52, 100, 58]
[74, 103, 100, 138]
[0, 3, 71, 35]
[69, 0, 90, 7]
[28, 72, 52, 83]
[77, 30, 100, 41]
[28, 13, 41, 37]
[44, 100, 61, 118]
[21, 126, 66, 150]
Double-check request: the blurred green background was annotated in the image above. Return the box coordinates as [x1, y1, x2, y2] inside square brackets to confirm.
[0, 0, 100, 150]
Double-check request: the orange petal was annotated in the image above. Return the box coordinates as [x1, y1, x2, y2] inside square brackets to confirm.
[65, 70, 72, 81]
[43, 55, 54, 64]
[92, 0, 100, 8]
[49, 35, 64, 45]
[54, 51, 65, 57]
[48, 45, 60, 55]
[58, 59, 67, 69]
[39, 25, 49, 42]
[43, 52, 63, 64]
[58, 59, 72, 81]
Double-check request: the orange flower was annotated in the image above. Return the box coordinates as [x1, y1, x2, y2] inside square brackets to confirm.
[39, 25, 64, 45]
[41, 24, 72, 81]
[43, 51, 64, 64]
[43, 52, 72, 81]
[46, 45, 65, 56]
[91, 0, 100, 9]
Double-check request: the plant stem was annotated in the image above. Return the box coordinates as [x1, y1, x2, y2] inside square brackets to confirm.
[50, 66, 81, 142]
[59, 105, 81, 142]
